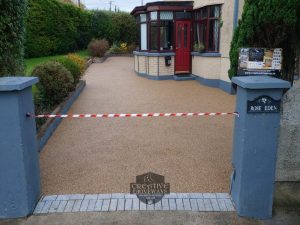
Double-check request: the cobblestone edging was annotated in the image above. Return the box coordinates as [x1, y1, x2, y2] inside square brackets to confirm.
[34, 193, 235, 214]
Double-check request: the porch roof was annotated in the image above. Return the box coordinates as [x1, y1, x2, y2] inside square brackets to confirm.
[131, 1, 194, 15]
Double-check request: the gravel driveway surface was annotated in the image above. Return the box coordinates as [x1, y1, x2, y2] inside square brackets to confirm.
[40, 57, 236, 194]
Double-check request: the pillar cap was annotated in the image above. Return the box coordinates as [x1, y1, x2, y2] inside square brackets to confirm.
[0, 77, 39, 91]
[232, 76, 291, 89]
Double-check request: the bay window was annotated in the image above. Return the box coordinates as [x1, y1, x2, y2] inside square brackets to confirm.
[194, 5, 221, 52]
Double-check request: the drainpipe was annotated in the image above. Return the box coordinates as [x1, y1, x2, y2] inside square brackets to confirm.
[233, 0, 239, 30]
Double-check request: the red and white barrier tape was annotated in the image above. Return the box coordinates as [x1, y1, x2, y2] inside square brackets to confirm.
[27, 112, 239, 118]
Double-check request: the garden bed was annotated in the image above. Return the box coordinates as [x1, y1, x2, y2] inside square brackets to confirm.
[37, 80, 86, 151]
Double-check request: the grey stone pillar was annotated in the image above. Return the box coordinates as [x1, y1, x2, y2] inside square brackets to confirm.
[0, 77, 41, 219]
[231, 76, 290, 219]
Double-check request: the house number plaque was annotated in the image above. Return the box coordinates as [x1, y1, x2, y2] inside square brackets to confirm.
[247, 96, 281, 113]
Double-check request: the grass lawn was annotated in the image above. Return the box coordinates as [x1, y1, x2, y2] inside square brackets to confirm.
[25, 50, 89, 75]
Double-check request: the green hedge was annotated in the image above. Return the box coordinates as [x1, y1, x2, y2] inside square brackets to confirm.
[25, 0, 92, 58]
[0, 0, 27, 76]
[25, 1, 136, 58]
[90, 11, 136, 45]
[229, 0, 300, 82]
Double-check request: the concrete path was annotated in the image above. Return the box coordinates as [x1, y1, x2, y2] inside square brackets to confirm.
[40, 57, 236, 195]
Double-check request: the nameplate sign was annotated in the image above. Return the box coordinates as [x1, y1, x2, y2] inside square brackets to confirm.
[247, 96, 281, 113]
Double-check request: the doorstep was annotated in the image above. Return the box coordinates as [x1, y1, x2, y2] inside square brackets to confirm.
[173, 74, 196, 81]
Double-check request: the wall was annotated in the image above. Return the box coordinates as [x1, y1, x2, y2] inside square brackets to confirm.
[275, 80, 300, 208]
[192, 56, 221, 79]
[134, 53, 175, 79]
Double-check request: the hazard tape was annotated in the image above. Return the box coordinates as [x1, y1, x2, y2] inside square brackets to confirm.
[27, 112, 239, 118]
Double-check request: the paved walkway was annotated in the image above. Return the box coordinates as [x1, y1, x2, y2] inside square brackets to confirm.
[33, 193, 234, 214]
[40, 57, 236, 194]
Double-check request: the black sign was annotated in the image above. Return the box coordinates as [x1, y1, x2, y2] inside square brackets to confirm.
[237, 69, 281, 78]
[249, 48, 265, 62]
[247, 96, 281, 113]
[130, 172, 170, 205]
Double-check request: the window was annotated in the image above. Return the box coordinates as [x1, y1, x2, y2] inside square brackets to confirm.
[159, 11, 173, 51]
[160, 21, 173, 50]
[141, 24, 147, 50]
[150, 22, 159, 50]
[194, 5, 221, 52]
[139, 14, 147, 50]
[136, 11, 174, 51]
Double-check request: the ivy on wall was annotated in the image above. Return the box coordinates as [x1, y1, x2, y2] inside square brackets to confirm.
[229, 0, 300, 82]
[0, 0, 27, 76]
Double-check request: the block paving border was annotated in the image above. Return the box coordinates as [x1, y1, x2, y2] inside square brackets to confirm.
[34, 193, 235, 214]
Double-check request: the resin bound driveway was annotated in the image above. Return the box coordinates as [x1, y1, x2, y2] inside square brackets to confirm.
[40, 57, 236, 195]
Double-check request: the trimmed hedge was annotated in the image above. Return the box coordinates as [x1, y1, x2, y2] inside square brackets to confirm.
[25, 1, 136, 58]
[25, 0, 92, 58]
[90, 11, 137, 45]
[0, 0, 27, 76]
[229, 0, 300, 82]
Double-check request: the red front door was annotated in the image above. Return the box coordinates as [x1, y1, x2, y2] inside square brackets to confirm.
[175, 21, 191, 74]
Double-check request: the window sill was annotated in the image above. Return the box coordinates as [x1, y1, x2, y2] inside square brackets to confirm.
[133, 51, 175, 57]
[191, 52, 221, 57]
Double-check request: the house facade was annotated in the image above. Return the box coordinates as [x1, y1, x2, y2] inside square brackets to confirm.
[131, 0, 245, 94]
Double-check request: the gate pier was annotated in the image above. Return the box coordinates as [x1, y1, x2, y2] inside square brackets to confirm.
[0, 77, 41, 219]
[231, 76, 290, 219]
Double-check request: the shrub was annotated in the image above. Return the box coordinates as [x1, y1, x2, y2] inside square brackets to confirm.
[32, 61, 74, 106]
[88, 39, 109, 57]
[67, 54, 86, 74]
[119, 43, 128, 53]
[127, 43, 136, 53]
[109, 43, 121, 54]
[0, 0, 26, 76]
[57, 58, 81, 85]
[109, 42, 136, 54]
[229, 0, 300, 82]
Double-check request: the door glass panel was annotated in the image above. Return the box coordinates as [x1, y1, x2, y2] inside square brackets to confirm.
[184, 24, 188, 48]
[177, 24, 181, 48]
[175, 12, 192, 19]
